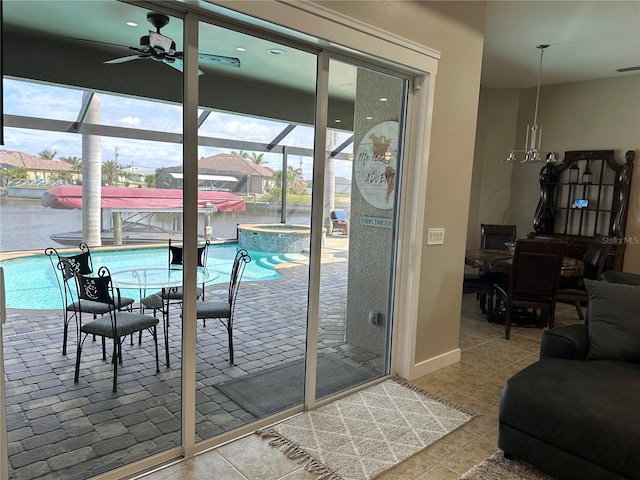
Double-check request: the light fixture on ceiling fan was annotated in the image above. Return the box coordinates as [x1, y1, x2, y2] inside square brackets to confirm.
[505, 44, 558, 164]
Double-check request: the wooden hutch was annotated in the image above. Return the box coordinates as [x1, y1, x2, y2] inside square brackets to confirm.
[530, 149, 635, 271]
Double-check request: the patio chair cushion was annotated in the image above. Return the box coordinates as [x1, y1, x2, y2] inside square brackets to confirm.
[141, 294, 164, 310]
[70, 296, 134, 315]
[152, 286, 203, 300]
[195, 300, 231, 319]
[80, 312, 159, 338]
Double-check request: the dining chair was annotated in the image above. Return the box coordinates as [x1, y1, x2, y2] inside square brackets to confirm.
[73, 265, 160, 392]
[556, 234, 611, 320]
[463, 224, 517, 319]
[148, 239, 210, 305]
[494, 239, 567, 339]
[45, 243, 134, 355]
[481, 224, 517, 250]
[194, 248, 251, 364]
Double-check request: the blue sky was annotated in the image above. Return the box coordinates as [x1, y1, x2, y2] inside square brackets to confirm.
[3, 78, 353, 180]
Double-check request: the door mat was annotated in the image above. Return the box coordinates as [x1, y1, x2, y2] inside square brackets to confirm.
[216, 354, 377, 418]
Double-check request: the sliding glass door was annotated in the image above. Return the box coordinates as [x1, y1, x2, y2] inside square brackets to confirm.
[1, 1, 412, 477]
[1, 2, 186, 478]
[313, 58, 407, 402]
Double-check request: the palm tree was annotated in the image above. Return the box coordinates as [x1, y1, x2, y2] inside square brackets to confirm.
[232, 150, 250, 159]
[102, 160, 123, 186]
[38, 149, 57, 160]
[60, 156, 82, 182]
[144, 173, 156, 188]
[250, 152, 265, 165]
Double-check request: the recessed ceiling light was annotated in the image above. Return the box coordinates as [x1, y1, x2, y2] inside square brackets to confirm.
[366, 116, 373, 120]
[268, 48, 286, 55]
[236, 47, 246, 52]
[379, 98, 388, 102]
[334, 119, 341, 123]
[126, 21, 138, 27]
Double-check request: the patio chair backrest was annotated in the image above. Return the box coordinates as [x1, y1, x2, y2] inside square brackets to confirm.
[45, 243, 93, 306]
[168, 238, 210, 269]
[228, 249, 251, 307]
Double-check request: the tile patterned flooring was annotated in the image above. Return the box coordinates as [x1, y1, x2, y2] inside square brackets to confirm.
[138, 297, 582, 480]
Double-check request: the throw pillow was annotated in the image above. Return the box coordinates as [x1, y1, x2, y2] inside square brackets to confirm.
[584, 279, 640, 363]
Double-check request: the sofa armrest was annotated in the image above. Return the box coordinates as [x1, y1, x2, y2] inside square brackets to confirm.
[540, 324, 589, 360]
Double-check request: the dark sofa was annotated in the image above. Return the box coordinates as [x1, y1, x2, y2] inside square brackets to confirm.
[498, 279, 640, 480]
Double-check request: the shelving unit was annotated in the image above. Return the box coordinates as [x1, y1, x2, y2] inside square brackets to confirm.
[531, 150, 635, 270]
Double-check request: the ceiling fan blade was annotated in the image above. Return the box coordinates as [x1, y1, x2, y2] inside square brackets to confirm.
[67, 36, 132, 50]
[104, 54, 148, 64]
[173, 51, 241, 68]
[198, 53, 241, 68]
[164, 57, 205, 75]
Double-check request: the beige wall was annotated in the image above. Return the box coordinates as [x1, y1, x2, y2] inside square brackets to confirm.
[317, 1, 486, 364]
[473, 74, 640, 272]
[467, 87, 519, 250]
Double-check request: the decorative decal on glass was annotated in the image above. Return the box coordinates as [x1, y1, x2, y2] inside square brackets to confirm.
[354, 121, 399, 210]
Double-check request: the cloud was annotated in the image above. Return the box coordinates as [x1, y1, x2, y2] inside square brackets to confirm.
[118, 116, 142, 127]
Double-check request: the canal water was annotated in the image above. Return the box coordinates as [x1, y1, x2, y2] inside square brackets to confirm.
[1, 197, 311, 253]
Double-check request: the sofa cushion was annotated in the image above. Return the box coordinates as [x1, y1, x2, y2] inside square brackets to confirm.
[584, 279, 640, 363]
[500, 359, 640, 479]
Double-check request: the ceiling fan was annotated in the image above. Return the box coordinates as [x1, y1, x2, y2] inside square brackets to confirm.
[79, 12, 241, 74]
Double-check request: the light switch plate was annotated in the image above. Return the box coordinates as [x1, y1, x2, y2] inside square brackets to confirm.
[427, 228, 445, 245]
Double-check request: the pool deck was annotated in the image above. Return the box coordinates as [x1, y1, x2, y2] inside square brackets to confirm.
[2, 235, 378, 480]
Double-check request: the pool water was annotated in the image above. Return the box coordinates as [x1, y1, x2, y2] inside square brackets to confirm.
[1, 244, 307, 310]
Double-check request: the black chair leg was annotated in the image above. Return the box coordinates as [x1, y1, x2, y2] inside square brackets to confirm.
[574, 301, 584, 320]
[62, 320, 69, 356]
[153, 326, 160, 373]
[112, 341, 118, 393]
[505, 310, 511, 340]
[74, 341, 82, 383]
[227, 321, 234, 364]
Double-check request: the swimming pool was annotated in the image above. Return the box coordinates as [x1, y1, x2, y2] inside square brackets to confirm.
[0, 244, 307, 309]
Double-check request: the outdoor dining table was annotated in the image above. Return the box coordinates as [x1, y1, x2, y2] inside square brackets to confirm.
[111, 266, 219, 367]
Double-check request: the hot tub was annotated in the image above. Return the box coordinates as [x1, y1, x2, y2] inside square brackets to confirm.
[238, 223, 316, 253]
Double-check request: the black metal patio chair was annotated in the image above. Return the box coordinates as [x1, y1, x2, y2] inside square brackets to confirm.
[73, 265, 160, 392]
[46, 243, 134, 355]
[144, 239, 210, 310]
[193, 248, 251, 364]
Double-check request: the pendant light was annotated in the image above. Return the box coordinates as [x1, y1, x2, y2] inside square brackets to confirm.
[505, 44, 557, 164]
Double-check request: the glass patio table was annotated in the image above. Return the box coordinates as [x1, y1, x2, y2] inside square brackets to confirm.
[111, 266, 219, 367]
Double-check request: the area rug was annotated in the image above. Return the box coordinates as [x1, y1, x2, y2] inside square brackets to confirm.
[216, 354, 377, 418]
[257, 378, 477, 480]
[459, 451, 555, 480]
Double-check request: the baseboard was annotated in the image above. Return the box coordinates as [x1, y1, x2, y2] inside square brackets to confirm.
[406, 348, 461, 381]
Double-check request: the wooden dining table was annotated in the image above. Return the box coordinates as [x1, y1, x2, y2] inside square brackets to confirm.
[464, 248, 585, 324]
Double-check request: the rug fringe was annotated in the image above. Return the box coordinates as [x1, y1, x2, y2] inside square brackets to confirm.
[256, 428, 343, 480]
[392, 376, 480, 419]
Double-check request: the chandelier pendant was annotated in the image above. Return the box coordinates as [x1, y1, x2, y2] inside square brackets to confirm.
[505, 44, 557, 164]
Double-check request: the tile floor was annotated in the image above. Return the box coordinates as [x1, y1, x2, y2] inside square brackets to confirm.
[137, 297, 582, 480]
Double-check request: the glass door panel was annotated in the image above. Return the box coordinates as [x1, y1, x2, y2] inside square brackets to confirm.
[1, 1, 184, 478]
[315, 59, 407, 400]
[195, 20, 317, 441]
